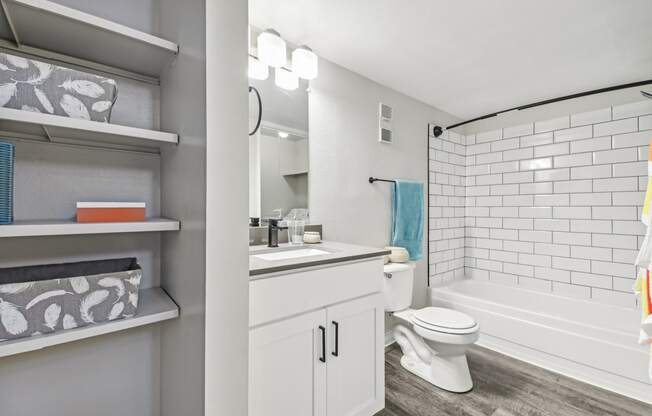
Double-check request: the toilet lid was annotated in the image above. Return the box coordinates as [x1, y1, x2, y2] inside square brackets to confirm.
[412, 307, 477, 332]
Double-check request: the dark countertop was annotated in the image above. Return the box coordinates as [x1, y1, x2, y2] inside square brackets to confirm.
[249, 240, 390, 278]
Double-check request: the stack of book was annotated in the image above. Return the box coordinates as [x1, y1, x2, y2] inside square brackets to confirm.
[76, 202, 146, 223]
[0, 141, 14, 225]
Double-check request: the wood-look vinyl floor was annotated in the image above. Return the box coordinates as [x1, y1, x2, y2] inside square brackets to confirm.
[377, 345, 652, 416]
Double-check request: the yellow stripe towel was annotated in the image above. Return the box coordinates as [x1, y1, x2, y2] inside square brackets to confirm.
[635, 268, 652, 379]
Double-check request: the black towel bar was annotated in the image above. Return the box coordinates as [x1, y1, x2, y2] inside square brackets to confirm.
[369, 177, 396, 184]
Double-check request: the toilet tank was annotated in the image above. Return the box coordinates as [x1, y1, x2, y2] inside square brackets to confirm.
[383, 262, 415, 312]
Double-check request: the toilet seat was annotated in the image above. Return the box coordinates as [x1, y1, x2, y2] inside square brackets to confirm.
[411, 307, 479, 335]
[412, 322, 480, 346]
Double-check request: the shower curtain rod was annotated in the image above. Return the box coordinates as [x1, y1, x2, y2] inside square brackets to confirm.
[446, 79, 652, 130]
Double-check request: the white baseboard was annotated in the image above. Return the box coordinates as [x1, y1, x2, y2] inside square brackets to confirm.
[384, 330, 395, 348]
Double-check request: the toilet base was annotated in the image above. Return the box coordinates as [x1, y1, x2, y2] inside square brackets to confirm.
[399, 350, 473, 393]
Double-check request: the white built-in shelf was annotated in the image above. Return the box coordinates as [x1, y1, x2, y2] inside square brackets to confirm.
[0, 107, 178, 152]
[0, 287, 179, 358]
[1, 0, 179, 80]
[0, 218, 180, 238]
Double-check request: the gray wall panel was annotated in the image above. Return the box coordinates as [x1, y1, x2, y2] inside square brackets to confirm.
[0, 234, 161, 287]
[11, 141, 160, 221]
[159, 0, 207, 415]
[0, 326, 161, 416]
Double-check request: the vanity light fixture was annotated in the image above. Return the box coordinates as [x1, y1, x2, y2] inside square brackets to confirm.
[292, 45, 318, 80]
[248, 55, 269, 80]
[257, 29, 287, 68]
[275, 67, 299, 91]
[277, 131, 289, 138]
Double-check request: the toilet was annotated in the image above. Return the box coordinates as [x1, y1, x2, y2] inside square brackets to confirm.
[383, 263, 479, 393]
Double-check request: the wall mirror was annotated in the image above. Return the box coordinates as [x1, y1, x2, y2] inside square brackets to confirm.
[248, 66, 309, 223]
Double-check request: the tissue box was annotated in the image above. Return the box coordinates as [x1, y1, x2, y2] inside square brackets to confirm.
[0, 52, 118, 122]
[0, 258, 141, 342]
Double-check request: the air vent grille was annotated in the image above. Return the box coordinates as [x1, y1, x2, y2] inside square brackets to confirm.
[379, 102, 393, 143]
[380, 127, 393, 143]
[380, 103, 393, 121]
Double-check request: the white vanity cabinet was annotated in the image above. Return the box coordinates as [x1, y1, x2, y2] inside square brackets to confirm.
[249, 309, 327, 416]
[249, 259, 385, 416]
[325, 295, 385, 416]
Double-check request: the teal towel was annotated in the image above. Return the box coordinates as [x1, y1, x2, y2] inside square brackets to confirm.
[391, 180, 424, 260]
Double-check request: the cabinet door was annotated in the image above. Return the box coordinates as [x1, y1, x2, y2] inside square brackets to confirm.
[326, 294, 385, 416]
[249, 309, 327, 416]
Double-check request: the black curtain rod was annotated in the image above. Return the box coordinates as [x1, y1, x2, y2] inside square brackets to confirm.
[446, 79, 652, 130]
[369, 177, 396, 184]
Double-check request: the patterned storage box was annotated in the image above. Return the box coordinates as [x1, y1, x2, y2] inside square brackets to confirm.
[0, 258, 142, 342]
[0, 52, 118, 122]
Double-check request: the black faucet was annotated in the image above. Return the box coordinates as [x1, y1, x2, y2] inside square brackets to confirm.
[267, 218, 287, 248]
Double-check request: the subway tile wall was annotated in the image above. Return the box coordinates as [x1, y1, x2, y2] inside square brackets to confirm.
[428, 130, 466, 285]
[428, 100, 652, 308]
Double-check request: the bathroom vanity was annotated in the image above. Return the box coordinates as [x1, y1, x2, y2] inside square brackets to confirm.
[249, 241, 390, 416]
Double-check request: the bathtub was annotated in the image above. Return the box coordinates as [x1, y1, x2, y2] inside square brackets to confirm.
[429, 279, 652, 404]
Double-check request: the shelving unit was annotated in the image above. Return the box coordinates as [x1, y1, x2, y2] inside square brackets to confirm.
[0, 218, 180, 237]
[0, 107, 178, 152]
[0, 287, 179, 358]
[0, 1, 209, 414]
[0, 0, 179, 81]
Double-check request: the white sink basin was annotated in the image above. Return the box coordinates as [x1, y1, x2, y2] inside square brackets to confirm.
[253, 248, 330, 261]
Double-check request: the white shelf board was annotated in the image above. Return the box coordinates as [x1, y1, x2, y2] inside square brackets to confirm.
[0, 107, 178, 151]
[0, 287, 179, 358]
[1, 0, 178, 78]
[0, 218, 180, 237]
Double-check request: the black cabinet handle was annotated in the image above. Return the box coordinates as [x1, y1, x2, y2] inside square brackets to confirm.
[318, 325, 326, 363]
[332, 321, 339, 357]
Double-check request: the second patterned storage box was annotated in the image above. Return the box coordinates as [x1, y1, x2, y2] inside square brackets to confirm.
[0, 258, 142, 342]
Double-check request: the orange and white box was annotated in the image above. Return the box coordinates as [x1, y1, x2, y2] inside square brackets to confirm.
[76, 202, 146, 223]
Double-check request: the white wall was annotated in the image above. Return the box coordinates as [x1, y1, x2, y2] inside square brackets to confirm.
[205, 0, 249, 414]
[309, 58, 458, 308]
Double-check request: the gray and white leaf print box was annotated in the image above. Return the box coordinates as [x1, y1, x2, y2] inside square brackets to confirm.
[0, 258, 142, 341]
[0, 52, 118, 122]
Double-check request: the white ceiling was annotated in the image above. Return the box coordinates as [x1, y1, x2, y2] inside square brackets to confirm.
[249, 0, 652, 120]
